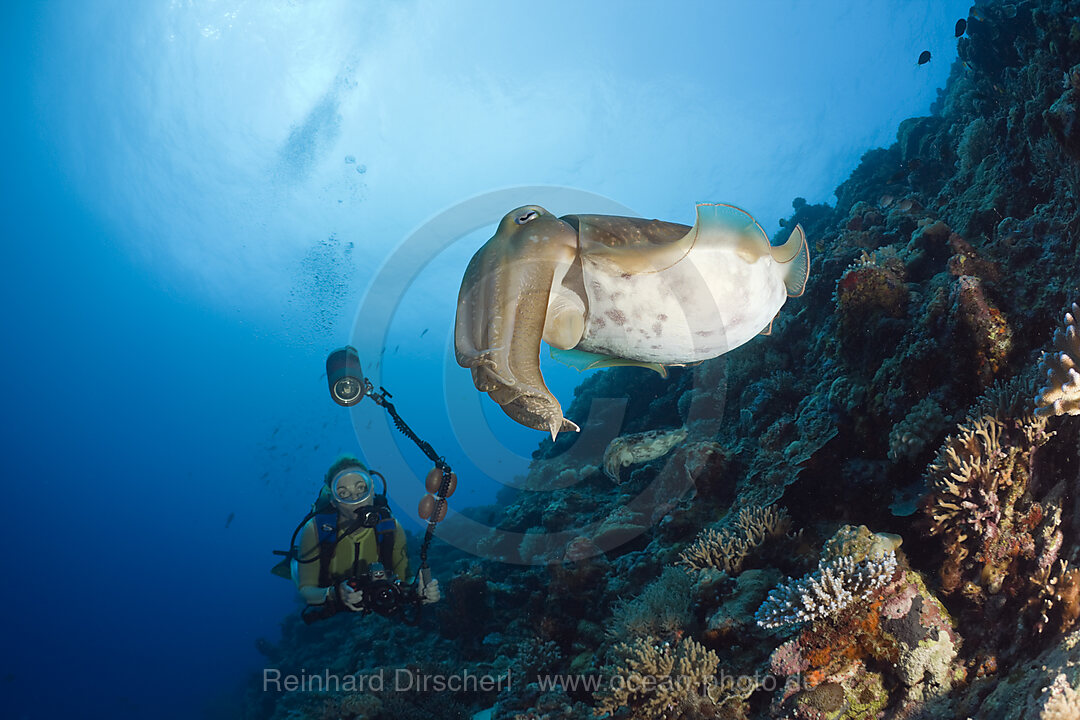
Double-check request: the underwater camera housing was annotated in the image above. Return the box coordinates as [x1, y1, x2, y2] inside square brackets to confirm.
[350, 563, 405, 617]
[300, 563, 412, 625]
[327, 345, 368, 406]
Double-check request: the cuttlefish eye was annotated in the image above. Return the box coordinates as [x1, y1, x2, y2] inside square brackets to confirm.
[514, 209, 540, 225]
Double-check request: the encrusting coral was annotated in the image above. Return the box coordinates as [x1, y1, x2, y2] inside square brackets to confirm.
[833, 250, 909, 337]
[1035, 302, 1080, 417]
[760, 526, 963, 719]
[888, 396, 951, 463]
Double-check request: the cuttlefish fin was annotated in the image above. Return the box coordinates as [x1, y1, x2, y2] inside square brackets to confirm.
[691, 203, 774, 263]
[550, 347, 669, 378]
[770, 223, 809, 297]
[566, 214, 693, 274]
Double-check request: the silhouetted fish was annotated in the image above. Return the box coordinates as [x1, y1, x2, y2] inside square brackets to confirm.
[225, 512, 235, 528]
[955, 19, 967, 37]
[420, 328, 429, 338]
[918, 50, 932, 65]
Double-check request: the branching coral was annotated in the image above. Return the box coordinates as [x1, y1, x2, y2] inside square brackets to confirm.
[1037, 673, 1080, 720]
[755, 550, 898, 629]
[676, 505, 792, 572]
[1035, 302, 1080, 417]
[594, 636, 726, 720]
[920, 377, 1080, 658]
[924, 408, 1050, 597]
[1028, 559, 1080, 637]
[762, 528, 963, 717]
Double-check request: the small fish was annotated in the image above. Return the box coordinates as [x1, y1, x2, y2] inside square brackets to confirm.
[879, 194, 895, 208]
[887, 159, 922, 184]
[420, 328, 429, 338]
[955, 18, 967, 37]
[918, 50, 932, 65]
[225, 512, 235, 529]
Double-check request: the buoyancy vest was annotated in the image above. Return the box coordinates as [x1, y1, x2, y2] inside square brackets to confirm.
[312, 510, 401, 587]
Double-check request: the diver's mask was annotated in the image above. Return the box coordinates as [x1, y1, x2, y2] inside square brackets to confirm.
[331, 467, 375, 508]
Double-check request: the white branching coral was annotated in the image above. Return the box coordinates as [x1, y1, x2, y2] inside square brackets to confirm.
[755, 550, 898, 629]
[676, 505, 792, 572]
[1036, 302, 1080, 417]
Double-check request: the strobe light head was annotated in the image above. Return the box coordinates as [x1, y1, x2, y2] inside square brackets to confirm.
[327, 345, 366, 406]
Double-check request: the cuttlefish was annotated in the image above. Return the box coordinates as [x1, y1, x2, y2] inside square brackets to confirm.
[454, 203, 809, 438]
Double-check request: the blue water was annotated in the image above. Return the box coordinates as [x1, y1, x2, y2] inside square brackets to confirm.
[1, 1, 968, 717]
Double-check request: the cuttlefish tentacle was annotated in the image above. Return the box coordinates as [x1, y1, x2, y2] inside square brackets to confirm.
[454, 205, 582, 439]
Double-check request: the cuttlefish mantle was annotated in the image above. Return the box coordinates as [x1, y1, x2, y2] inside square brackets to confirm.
[454, 203, 809, 437]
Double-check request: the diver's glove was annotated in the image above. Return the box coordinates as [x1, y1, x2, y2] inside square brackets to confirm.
[418, 577, 441, 605]
[335, 580, 366, 612]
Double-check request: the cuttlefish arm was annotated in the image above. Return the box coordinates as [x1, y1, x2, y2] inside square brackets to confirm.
[455, 205, 583, 439]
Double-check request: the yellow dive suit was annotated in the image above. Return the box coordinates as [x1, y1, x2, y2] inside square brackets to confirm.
[294, 517, 410, 592]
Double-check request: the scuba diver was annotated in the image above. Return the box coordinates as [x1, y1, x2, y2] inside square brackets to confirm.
[279, 455, 441, 624]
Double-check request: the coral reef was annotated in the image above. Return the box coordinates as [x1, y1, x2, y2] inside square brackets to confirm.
[593, 636, 727, 720]
[755, 527, 899, 630]
[238, 3, 1080, 718]
[759, 526, 962, 719]
[606, 566, 693, 643]
[676, 505, 792, 573]
[1036, 302, 1080, 417]
[888, 396, 951, 464]
[919, 380, 1080, 661]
